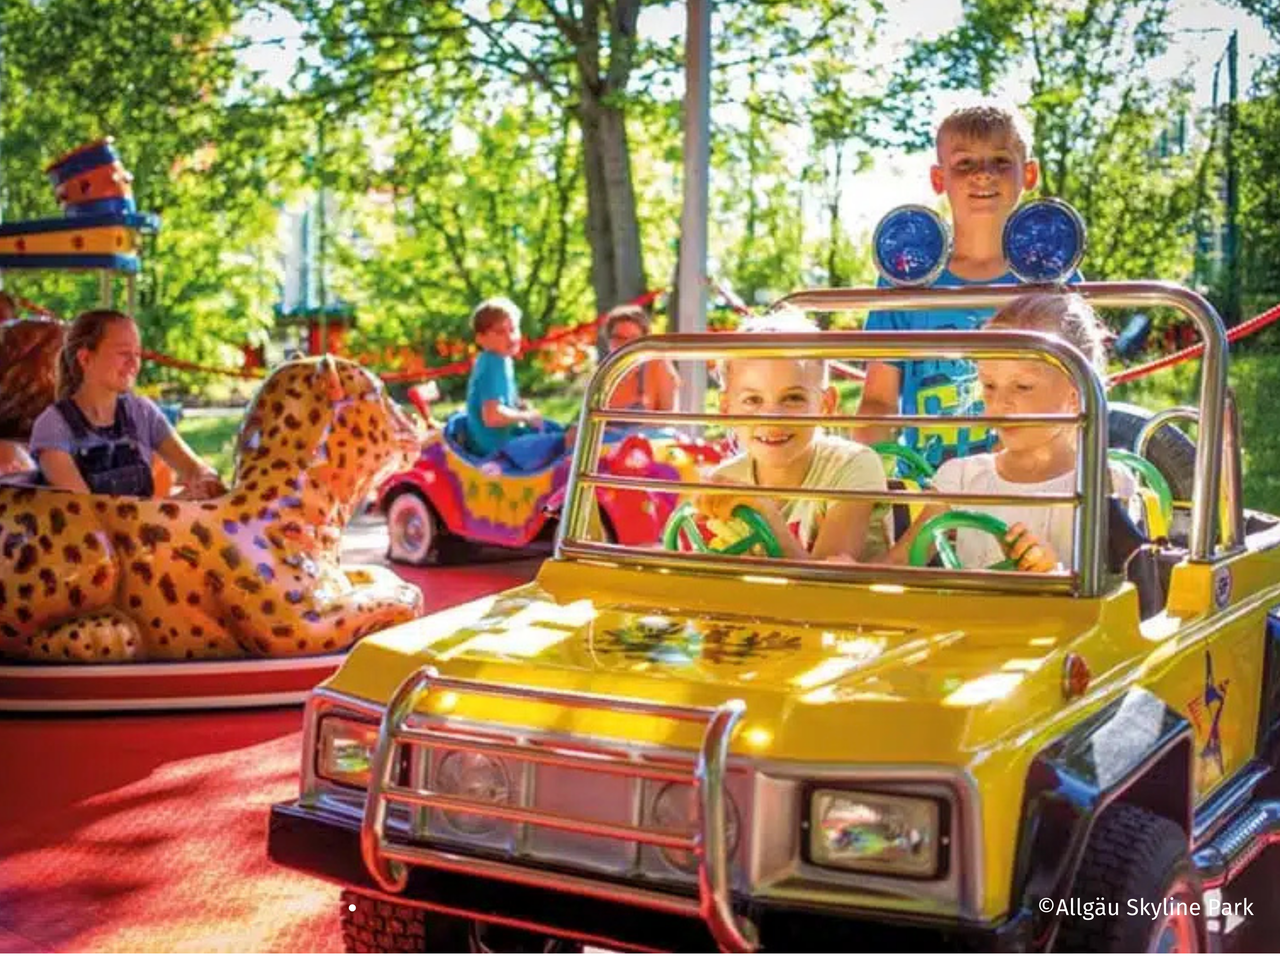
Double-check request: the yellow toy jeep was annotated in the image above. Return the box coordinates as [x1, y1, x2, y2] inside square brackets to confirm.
[268, 278, 1280, 952]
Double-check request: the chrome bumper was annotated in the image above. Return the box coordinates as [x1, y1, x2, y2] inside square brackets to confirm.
[357, 667, 756, 951]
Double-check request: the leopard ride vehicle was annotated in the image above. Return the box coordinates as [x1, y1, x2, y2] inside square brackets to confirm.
[268, 276, 1280, 951]
[379, 387, 724, 565]
[0, 355, 425, 710]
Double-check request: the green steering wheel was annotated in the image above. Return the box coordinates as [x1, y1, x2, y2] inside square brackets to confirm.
[873, 442, 936, 485]
[908, 510, 1016, 571]
[1107, 448, 1173, 527]
[662, 502, 784, 558]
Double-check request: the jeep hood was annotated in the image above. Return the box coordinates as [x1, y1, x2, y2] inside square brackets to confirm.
[329, 558, 1135, 767]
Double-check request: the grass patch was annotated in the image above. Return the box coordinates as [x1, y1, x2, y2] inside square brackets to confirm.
[1113, 352, 1280, 515]
[176, 413, 242, 478]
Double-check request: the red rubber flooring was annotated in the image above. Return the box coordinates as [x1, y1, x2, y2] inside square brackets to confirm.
[0, 556, 537, 953]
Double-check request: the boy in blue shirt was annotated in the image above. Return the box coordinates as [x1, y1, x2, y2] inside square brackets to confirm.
[855, 103, 1075, 467]
[464, 297, 568, 469]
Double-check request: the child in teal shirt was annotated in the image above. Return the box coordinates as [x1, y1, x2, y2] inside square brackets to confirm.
[464, 297, 567, 469]
[855, 102, 1079, 467]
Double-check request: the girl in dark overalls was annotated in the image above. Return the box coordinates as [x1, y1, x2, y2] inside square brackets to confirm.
[29, 310, 226, 498]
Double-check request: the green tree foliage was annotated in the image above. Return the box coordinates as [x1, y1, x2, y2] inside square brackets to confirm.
[281, 0, 654, 317]
[338, 98, 593, 392]
[705, 2, 928, 307]
[908, 0, 1204, 283]
[283, 0, 922, 343]
[0, 0, 301, 386]
[1229, 13, 1280, 324]
[4, 0, 1271, 396]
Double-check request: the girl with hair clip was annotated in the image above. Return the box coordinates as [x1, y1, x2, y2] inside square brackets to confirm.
[29, 310, 226, 498]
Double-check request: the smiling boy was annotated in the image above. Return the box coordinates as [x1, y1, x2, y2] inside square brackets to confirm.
[854, 103, 1065, 468]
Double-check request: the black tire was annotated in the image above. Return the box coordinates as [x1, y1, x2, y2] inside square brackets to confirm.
[1109, 403, 1197, 501]
[339, 891, 581, 953]
[340, 890, 470, 953]
[1053, 803, 1205, 952]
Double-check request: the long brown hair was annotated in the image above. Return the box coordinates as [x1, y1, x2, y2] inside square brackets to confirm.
[56, 309, 134, 401]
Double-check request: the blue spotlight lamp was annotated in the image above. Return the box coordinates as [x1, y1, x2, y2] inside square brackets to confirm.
[871, 205, 951, 287]
[1002, 199, 1086, 284]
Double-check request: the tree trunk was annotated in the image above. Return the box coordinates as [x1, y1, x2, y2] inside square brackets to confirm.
[580, 90, 646, 316]
[599, 106, 645, 304]
[570, 0, 645, 326]
[827, 141, 845, 288]
[579, 97, 619, 315]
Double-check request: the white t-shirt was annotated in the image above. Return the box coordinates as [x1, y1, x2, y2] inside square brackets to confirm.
[713, 434, 889, 559]
[933, 453, 1136, 569]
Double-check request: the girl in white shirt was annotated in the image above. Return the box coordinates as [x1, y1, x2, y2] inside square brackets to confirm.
[884, 292, 1132, 572]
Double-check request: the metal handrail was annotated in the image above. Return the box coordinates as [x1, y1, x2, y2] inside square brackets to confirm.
[395, 726, 699, 784]
[557, 540, 1076, 594]
[591, 409, 1080, 429]
[562, 327, 1108, 595]
[378, 782, 697, 848]
[579, 472, 1078, 507]
[358, 666, 756, 950]
[1135, 397, 1244, 552]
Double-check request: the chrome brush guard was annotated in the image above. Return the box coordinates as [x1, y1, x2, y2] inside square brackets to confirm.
[358, 666, 756, 950]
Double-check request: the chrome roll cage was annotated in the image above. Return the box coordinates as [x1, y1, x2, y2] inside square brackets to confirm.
[557, 281, 1236, 599]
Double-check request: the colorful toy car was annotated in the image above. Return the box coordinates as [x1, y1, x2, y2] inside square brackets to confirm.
[377, 386, 724, 564]
[268, 273, 1280, 952]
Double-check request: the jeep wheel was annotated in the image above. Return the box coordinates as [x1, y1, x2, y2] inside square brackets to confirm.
[340, 890, 469, 952]
[1109, 402, 1197, 502]
[1053, 803, 1205, 953]
[386, 491, 437, 566]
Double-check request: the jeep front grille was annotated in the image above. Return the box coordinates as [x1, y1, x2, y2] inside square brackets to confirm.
[358, 666, 756, 951]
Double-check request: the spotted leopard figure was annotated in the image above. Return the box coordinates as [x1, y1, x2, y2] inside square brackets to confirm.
[0, 356, 425, 662]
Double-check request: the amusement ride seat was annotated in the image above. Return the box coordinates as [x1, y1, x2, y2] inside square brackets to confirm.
[1106, 496, 1184, 620]
[443, 411, 474, 456]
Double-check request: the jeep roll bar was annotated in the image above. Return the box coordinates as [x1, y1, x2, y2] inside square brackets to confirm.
[556, 282, 1236, 599]
[774, 281, 1236, 559]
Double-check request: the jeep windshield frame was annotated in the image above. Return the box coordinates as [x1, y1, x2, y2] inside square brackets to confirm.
[555, 281, 1234, 599]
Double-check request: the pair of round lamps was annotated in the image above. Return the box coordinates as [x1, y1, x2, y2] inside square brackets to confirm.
[872, 198, 1086, 287]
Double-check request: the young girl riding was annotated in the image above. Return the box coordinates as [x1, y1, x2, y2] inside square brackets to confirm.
[886, 292, 1133, 572]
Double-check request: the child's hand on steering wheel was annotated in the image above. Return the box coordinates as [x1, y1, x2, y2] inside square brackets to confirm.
[1003, 523, 1059, 572]
[694, 477, 776, 526]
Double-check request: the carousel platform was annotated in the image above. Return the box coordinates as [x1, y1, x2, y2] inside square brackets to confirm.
[0, 531, 541, 951]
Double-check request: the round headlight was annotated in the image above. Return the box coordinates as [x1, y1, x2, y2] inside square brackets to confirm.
[435, 751, 510, 835]
[650, 783, 740, 872]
